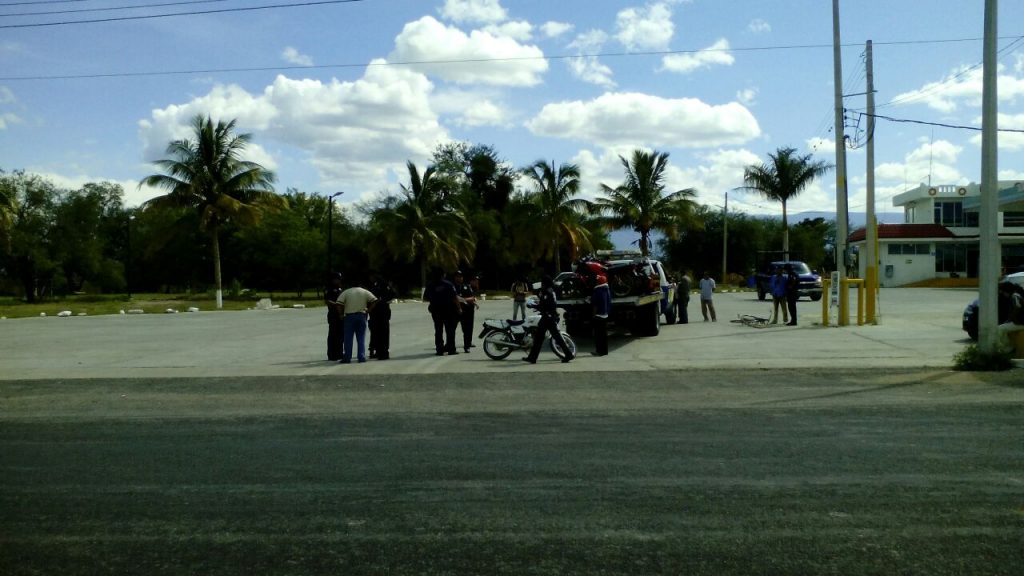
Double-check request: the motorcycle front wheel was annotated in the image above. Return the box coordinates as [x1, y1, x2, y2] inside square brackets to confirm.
[483, 331, 516, 360]
[550, 332, 577, 359]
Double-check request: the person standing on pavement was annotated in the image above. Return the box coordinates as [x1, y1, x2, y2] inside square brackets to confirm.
[676, 271, 691, 324]
[454, 270, 479, 353]
[769, 267, 789, 325]
[324, 272, 345, 361]
[523, 275, 574, 364]
[424, 270, 461, 356]
[591, 274, 612, 356]
[368, 274, 395, 360]
[699, 271, 717, 322]
[785, 265, 800, 326]
[511, 275, 530, 321]
[337, 279, 377, 363]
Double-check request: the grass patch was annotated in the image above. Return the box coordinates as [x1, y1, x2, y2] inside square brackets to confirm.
[952, 343, 1014, 371]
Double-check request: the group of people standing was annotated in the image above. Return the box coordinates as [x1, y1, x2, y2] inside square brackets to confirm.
[768, 265, 802, 326]
[424, 270, 481, 356]
[325, 274, 395, 363]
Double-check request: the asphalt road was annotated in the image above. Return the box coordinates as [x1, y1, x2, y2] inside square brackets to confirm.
[2, 370, 1023, 575]
[2, 287, 1022, 574]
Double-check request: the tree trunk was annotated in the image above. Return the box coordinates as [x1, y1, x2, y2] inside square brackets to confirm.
[640, 230, 650, 256]
[211, 226, 223, 309]
[782, 200, 789, 261]
[419, 259, 427, 300]
[553, 237, 561, 273]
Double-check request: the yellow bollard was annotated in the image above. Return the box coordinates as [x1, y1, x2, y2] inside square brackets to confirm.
[841, 278, 865, 326]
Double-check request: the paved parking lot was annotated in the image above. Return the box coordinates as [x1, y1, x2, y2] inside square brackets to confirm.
[0, 288, 990, 380]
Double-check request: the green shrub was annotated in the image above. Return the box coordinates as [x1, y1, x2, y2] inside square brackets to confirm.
[952, 344, 1014, 371]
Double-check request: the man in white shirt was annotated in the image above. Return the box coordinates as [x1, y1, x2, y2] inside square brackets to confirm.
[337, 281, 378, 363]
[699, 271, 717, 322]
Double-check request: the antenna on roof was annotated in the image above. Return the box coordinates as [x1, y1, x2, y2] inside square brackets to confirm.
[927, 129, 934, 187]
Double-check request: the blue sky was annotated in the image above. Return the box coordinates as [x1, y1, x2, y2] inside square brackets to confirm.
[2, 0, 1024, 218]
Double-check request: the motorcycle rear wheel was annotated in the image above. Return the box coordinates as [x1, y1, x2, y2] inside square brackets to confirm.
[483, 331, 516, 360]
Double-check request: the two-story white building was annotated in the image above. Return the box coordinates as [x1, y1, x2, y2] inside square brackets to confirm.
[848, 181, 1024, 286]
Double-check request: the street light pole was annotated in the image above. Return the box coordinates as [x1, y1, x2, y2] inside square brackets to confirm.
[126, 214, 135, 300]
[326, 191, 344, 277]
[722, 192, 728, 283]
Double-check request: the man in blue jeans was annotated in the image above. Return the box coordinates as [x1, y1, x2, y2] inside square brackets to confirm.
[337, 280, 378, 363]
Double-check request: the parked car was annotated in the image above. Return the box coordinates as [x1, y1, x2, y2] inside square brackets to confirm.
[961, 272, 1024, 340]
[754, 261, 823, 301]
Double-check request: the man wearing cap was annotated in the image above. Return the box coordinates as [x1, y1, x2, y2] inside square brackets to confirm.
[454, 270, 479, 353]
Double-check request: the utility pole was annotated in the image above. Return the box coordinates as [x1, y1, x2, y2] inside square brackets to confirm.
[865, 40, 878, 324]
[832, 0, 850, 326]
[722, 191, 728, 283]
[978, 0, 1000, 352]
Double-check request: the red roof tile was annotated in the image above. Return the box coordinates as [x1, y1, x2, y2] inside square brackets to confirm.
[848, 223, 955, 242]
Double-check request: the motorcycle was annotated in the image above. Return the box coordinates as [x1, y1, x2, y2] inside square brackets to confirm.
[479, 302, 577, 361]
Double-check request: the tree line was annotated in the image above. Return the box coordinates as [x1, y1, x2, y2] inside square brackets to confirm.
[0, 115, 834, 304]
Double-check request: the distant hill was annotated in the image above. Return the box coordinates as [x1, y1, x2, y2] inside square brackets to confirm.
[609, 211, 904, 250]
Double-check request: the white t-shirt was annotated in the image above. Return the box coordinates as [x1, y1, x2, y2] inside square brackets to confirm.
[338, 287, 377, 315]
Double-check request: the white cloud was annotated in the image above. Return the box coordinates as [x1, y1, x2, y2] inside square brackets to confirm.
[615, 2, 675, 52]
[0, 86, 15, 104]
[389, 16, 547, 87]
[455, 99, 510, 128]
[969, 112, 1024, 150]
[875, 139, 964, 186]
[34, 172, 162, 208]
[541, 21, 573, 39]
[526, 92, 761, 149]
[439, 0, 507, 24]
[891, 63, 1024, 113]
[736, 87, 757, 106]
[281, 47, 313, 67]
[662, 38, 734, 74]
[1015, 53, 1024, 74]
[483, 20, 533, 41]
[0, 112, 19, 130]
[999, 168, 1024, 180]
[140, 61, 450, 197]
[748, 19, 771, 33]
[567, 30, 615, 87]
[679, 148, 763, 205]
[568, 57, 616, 88]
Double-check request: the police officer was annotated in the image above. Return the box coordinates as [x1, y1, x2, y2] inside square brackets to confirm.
[368, 274, 395, 360]
[523, 275, 574, 364]
[324, 272, 344, 361]
[424, 270, 461, 355]
[454, 270, 478, 353]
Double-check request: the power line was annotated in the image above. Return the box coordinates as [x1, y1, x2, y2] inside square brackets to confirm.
[0, 0, 365, 28]
[0, 0, 228, 18]
[4, 35, 1023, 81]
[864, 112, 1024, 133]
[0, 0, 88, 6]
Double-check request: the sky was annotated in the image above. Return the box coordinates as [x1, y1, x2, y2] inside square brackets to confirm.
[2, 0, 1024, 219]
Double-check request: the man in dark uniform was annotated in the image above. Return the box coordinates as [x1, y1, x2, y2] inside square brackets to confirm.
[368, 274, 395, 360]
[785, 265, 800, 326]
[424, 270, 461, 355]
[324, 272, 344, 361]
[676, 271, 691, 324]
[454, 270, 478, 353]
[523, 275, 574, 364]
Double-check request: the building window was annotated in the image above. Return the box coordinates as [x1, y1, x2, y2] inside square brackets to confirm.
[935, 244, 967, 273]
[888, 243, 930, 255]
[934, 200, 965, 226]
[1003, 212, 1024, 227]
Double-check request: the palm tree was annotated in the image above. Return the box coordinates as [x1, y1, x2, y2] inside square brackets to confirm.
[371, 161, 475, 289]
[520, 160, 593, 272]
[0, 180, 16, 250]
[591, 149, 697, 256]
[741, 146, 833, 259]
[140, 114, 281, 308]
